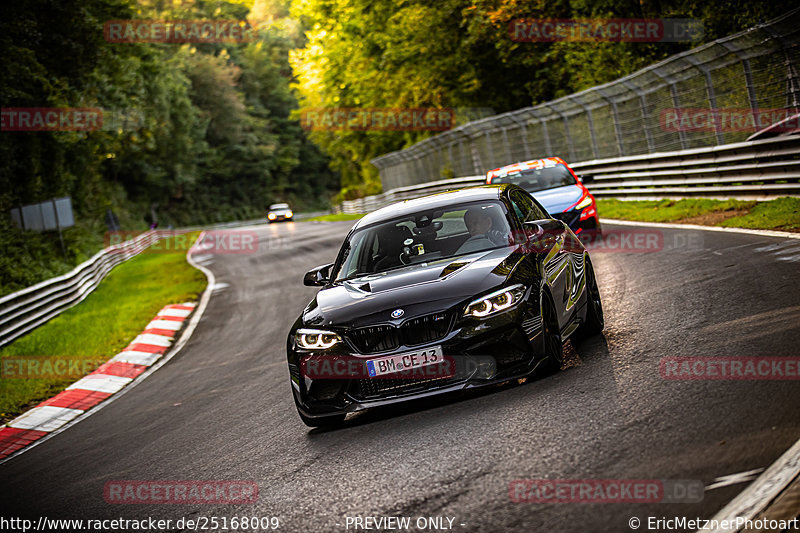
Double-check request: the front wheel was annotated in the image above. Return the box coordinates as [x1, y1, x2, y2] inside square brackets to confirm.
[576, 256, 604, 339]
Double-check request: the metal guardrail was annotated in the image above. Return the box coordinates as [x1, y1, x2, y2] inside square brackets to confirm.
[340, 134, 800, 213]
[0, 212, 332, 348]
[339, 176, 484, 214]
[0, 230, 176, 348]
[575, 133, 800, 200]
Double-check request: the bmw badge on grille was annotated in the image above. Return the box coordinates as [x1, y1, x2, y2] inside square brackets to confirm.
[391, 309, 404, 318]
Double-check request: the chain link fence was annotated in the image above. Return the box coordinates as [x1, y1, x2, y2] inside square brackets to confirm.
[372, 9, 800, 192]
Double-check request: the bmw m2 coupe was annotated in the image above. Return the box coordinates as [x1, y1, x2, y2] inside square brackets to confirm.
[287, 184, 603, 427]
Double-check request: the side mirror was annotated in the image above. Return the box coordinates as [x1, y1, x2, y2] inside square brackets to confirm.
[523, 219, 563, 251]
[304, 263, 334, 286]
[523, 220, 545, 237]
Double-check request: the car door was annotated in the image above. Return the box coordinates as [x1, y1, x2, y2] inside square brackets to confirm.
[509, 189, 573, 330]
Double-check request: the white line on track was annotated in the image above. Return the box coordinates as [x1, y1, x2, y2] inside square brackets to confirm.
[600, 218, 800, 240]
[697, 438, 800, 532]
[600, 218, 800, 531]
[705, 468, 765, 491]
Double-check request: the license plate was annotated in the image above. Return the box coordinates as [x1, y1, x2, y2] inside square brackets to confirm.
[366, 346, 444, 377]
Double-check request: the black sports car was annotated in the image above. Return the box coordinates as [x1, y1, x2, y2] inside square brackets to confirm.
[287, 184, 603, 427]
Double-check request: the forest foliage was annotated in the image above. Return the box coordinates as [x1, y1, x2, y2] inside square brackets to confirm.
[1, 0, 336, 293]
[288, 0, 790, 199]
[0, 0, 791, 293]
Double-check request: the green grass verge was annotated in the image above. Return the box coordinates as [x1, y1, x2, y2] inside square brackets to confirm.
[718, 197, 800, 230]
[0, 233, 207, 422]
[596, 197, 800, 231]
[305, 213, 366, 222]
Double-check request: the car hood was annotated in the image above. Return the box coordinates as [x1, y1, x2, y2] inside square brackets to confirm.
[529, 184, 583, 214]
[302, 247, 525, 328]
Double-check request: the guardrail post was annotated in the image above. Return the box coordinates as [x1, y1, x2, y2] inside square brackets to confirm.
[466, 129, 483, 174]
[684, 55, 725, 145]
[760, 22, 800, 112]
[446, 142, 454, 176]
[595, 87, 625, 157]
[619, 79, 655, 153]
[544, 103, 576, 160]
[652, 66, 688, 150]
[574, 96, 600, 159]
[509, 114, 532, 160]
[51, 198, 67, 260]
[528, 108, 553, 155]
[719, 40, 760, 116]
[500, 127, 513, 163]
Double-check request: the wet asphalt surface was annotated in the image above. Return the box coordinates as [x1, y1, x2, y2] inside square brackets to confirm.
[1, 220, 799, 532]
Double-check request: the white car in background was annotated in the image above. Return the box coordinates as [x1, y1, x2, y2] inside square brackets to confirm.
[267, 203, 294, 223]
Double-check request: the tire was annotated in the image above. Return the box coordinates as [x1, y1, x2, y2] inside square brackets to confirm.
[539, 291, 563, 375]
[576, 256, 604, 339]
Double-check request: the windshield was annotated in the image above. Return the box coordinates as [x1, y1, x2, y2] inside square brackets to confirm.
[492, 164, 576, 192]
[270, 203, 290, 210]
[334, 200, 514, 281]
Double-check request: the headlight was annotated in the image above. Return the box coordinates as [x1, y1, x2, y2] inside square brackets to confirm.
[295, 328, 342, 350]
[574, 195, 593, 210]
[286, 211, 293, 218]
[464, 285, 526, 318]
[268, 213, 276, 220]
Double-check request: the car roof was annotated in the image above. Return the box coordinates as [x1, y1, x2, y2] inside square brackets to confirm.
[486, 156, 569, 180]
[353, 184, 513, 229]
[746, 113, 799, 141]
[270, 203, 289, 208]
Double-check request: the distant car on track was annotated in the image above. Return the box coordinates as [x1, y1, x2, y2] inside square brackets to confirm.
[486, 157, 600, 235]
[267, 203, 293, 223]
[286, 184, 604, 427]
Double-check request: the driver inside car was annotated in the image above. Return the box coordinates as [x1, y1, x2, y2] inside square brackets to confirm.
[456, 205, 506, 254]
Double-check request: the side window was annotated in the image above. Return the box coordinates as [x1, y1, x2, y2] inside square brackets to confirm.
[510, 198, 525, 220]
[510, 190, 548, 222]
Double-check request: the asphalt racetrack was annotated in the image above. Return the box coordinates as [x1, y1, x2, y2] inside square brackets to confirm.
[1, 220, 799, 532]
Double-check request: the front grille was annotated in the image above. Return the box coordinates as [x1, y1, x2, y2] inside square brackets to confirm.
[401, 312, 452, 346]
[309, 380, 345, 401]
[347, 311, 453, 354]
[356, 374, 458, 398]
[348, 325, 400, 353]
[551, 211, 578, 227]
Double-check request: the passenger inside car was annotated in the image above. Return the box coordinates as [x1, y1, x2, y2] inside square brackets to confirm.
[373, 225, 413, 272]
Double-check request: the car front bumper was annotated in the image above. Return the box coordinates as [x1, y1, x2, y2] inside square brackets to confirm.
[288, 309, 548, 419]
